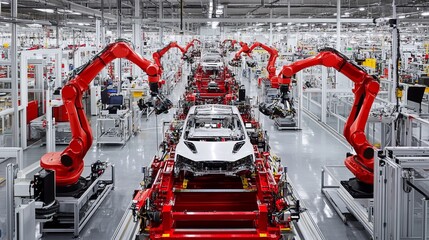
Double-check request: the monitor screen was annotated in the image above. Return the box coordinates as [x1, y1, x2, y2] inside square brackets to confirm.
[108, 95, 123, 106]
[107, 88, 118, 93]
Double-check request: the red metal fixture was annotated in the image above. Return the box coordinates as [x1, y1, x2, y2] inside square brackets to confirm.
[278, 47, 380, 184]
[40, 40, 160, 186]
[132, 141, 296, 239]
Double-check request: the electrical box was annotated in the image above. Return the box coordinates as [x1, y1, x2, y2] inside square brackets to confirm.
[91, 85, 101, 115]
[14, 179, 34, 197]
[33, 169, 55, 205]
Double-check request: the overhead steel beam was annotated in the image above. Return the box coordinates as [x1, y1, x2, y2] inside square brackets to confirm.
[398, 18, 429, 23]
[69, 2, 117, 21]
[36, 0, 118, 21]
[144, 17, 374, 24]
[0, 17, 52, 25]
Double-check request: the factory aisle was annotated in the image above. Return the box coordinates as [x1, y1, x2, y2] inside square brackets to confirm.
[242, 74, 370, 239]
[0, 70, 370, 240]
[38, 77, 188, 240]
[259, 114, 369, 239]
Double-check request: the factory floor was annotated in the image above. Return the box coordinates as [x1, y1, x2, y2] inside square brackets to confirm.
[0, 73, 370, 240]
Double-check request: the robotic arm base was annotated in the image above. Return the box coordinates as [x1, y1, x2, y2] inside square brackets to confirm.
[41, 152, 84, 187]
[340, 177, 374, 198]
[344, 154, 374, 185]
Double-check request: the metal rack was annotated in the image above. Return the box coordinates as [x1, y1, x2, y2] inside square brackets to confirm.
[96, 110, 133, 145]
[321, 165, 374, 235]
[374, 147, 429, 240]
[41, 164, 115, 237]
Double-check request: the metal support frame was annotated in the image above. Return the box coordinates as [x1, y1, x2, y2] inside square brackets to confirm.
[374, 147, 429, 240]
[321, 165, 374, 235]
[27, 59, 45, 114]
[96, 110, 133, 145]
[20, 49, 63, 149]
[396, 112, 429, 147]
[334, 0, 341, 103]
[392, 1, 398, 110]
[321, 67, 327, 123]
[132, 0, 142, 77]
[11, 0, 18, 147]
[73, 47, 97, 82]
[96, 19, 101, 49]
[115, 0, 122, 90]
[269, 9, 273, 46]
[144, 17, 374, 24]
[41, 164, 115, 237]
[100, 0, 107, 79]
[45, 84, 61, 153]
[112, 170, 325, 240]
[6, 163, 16, 240]
[159, 0, 164, 44]
[0, 147, 23, 167]
[287, 175, 326, 240]
[111, 201, 140, 240]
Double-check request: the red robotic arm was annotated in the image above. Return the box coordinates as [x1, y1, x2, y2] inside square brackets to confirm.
[41, 40, 159, 186]
[221, 39, 238, 51]
[152, 41, 186, 76]
[184, 39, 201, 53]
[234, 41, 252, 59]
[222, 39, 236, 46]
[229, 42, 252, 67]
[248, 42, 279, 87]
[279, 48, 380, 184]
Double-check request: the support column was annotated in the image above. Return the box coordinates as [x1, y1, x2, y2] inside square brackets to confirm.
[321, 67, 327, 123]
[11, 0, 19, 147]
[335, 0, 341, 93]
[133, 0, 142, 76]
[269, 9, 273, 46]
[116, 0, 122, 91]
[391, 0, 398, 146]
[180, 0, 184, 34]
[46, 85, 54, 152]
[392, 0, 398, 107]
[96, 18, 101, 49]
[159, 0, 163, 44]
[6, 163, 15, 239]
[56, 13, 60, 48]
[336, 0, 341, 50]
[101, 0, 107, 79]
[286, 0, 290, 46]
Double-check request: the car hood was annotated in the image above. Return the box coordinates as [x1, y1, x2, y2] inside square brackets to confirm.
[175, 139, 254, 162]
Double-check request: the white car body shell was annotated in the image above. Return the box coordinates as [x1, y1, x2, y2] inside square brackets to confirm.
[175, 105, 254, 164]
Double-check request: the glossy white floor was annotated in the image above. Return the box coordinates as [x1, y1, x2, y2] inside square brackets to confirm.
[0, 71, 370, 240]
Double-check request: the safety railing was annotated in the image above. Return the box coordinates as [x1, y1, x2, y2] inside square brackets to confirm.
[396, 112, 429, 147]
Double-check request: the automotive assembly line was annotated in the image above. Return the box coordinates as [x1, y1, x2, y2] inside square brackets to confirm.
[1, 5, 429, 239]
